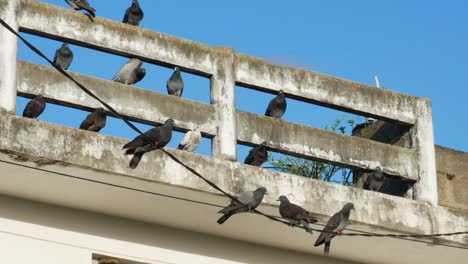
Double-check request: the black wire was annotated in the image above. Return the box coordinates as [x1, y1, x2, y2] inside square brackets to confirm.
[2, 17, 468, 247]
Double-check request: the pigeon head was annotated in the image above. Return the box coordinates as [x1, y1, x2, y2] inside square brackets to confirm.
[174, 66, 180, 72]
[254, 187, 268, 195]
[372, 167, 384, 179]
[96, 107, 105, 113]
[278, 90, 285, 97]
[165, 119, 175, 126]
[277, 195, 289, 202]
[342, 203, 355, 212]
[136, 68, 146, 80]
[261, 141, 267, 146]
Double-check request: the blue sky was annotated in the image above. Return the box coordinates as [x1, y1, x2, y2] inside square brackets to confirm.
[16, 0, 468, 164]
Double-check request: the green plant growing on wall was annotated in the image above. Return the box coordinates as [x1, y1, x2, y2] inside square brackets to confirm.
[268, 115, 355, 186]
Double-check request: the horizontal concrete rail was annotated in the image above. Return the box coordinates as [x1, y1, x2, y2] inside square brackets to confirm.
[17, 61, 217, 135]
[17, 0, 418, 125]
[0, 114, 465, 247]
[237, 111, 418, 179]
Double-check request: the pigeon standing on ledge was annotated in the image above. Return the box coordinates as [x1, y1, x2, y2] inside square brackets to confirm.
[65, 0, 96, 17]
[53, 43, 73, 70]
[363, 167, 385, 192]
[123, 119, 175, 169]
[314, 203, 354, 256]
[22, 95, 46, 119]
[178, 129, 202, 152]
[123, 0, 144, 26]
[79, 108, 107, 132]
[112, 58, 146, 85]
[167, 67, 184, 97]
[244, 141, 268, 167]
[217, 187, 267, 224]
[278, 195, 317, 234]
[265, 90, 287, 118]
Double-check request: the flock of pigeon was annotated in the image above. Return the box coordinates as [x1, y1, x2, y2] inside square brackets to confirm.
[20, 0, 354, 256]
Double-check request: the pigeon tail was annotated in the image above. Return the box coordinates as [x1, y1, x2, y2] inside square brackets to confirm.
[324, 241, 331, 256]
[125, 148, 135, 155]
[314, 234, 326, 247]
[217, 213, 232, 224]
[129, 152, 144, 169]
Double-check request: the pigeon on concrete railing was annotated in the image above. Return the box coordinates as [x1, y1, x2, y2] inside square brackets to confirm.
[217, 187, 268, 224]
[65, 0, 96, 17]
[112, 58, 146, 85]
[265, 90, 287, 118]
[123, 0, 144, 26]
[22, 95, 46, 119]
[53, 43, 73, 70]
[167, 67, 184, 97]
[363, 167, 385, 192]
[278, 195, 317, 234]
[123, 119, 175, 169]
[79, 108, 107, 132]
[178, 129, 202, 152]
[314, 203, 354, 256]
[244, 141, 268, 167]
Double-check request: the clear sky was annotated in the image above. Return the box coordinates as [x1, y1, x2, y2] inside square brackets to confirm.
[16, 0, 468, 164]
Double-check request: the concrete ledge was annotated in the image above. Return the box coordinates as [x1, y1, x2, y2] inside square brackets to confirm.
[237, 111, 418, 180]
[0, 113, 466, 247]
[17, 61, 217, 135]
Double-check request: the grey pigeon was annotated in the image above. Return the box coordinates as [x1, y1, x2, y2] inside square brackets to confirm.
[244, 141, 268, 167]
[123, 119, 175, 169]
[22, 95, 46, 119]
[123, 0, 144, 26]
[53, 43, 73, 70]
[363, 167, 385, 192]
[166, 67, 184, 97]
[178, 129, 202, 152]
[217, 187, 268, 224]
[65, 0, 96, 17]
[314, 203, 354, 256]
[79, 108, 107, 132]
[278, 196, 318, 234]
[112, 58, 146, 85]
[265, 90, 287, 118]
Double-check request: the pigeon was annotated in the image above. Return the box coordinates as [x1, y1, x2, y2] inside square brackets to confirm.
[22, 95, 46, 119]
[123, 119, 175, 169]
[123, 0, 144, 26]
[265, 90, 287, 118]
[314, 203, 355, 256]
[244, 141, 268, 167]
[65, 0, 96, 17]
[363, 167, 385, 192]
[166, 67, 184, 97]
[53, 43, 73, 70]
[112, 58, 146, 85]
[277, 196, 318, 234]
[178, 129, 202, 152]
[217, 187, 267, 224]
[79, 108, 107, 132]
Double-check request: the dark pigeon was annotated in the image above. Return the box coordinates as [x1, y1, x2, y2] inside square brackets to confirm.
[123, 119, 175, 169]
[265, 90, 287, 118]
[65, 0, 96, 17]
[123, 0, 144, 26]
[278, 196, 317, 234]
[79, 108, 107, 132]
[112, 58, 146, 85]
[53, 43, 73, 70]
[167, 67, 184, 97]
[244, 141, 268, 167]
[363, 167, 385, 192]
[217, 187, 267, 224]
[178, 129, 202, 152]
[22, 95, 46, 119]
[314, 203, 354, 256]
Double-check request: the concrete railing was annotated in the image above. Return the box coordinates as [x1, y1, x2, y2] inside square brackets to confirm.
[0, 0, 437, 204]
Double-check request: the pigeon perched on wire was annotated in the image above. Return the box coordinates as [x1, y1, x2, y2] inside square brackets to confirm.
[65, 0, 96, 17]
[112, 58, 146, 85]
[363, 167, 385, 192]
[178, 129, 202, 152]
[79, 108, 107, 132]
[244, 141, 268, 167]
[53, 43, 73, 70]
[265, 90, 287, 118]
[314, 203, 354, 256]
[123, 119, 175, 169]
[123, 0, 144, 26]
[167, 67, 184, 97]
[278, 196, 317, 234]
[22, 95, 46, 119]
[217, 187, 268, 224]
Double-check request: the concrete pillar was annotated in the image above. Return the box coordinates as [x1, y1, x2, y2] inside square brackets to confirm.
[210, 47, 237, 161]
[0, 0, 19, 113]
[412, 98, 438, 205]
